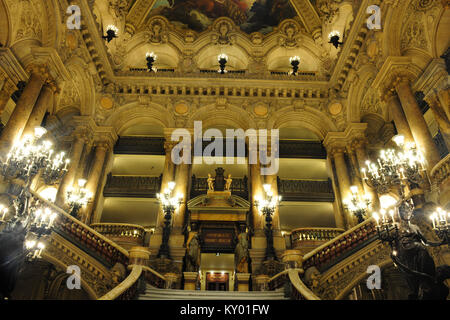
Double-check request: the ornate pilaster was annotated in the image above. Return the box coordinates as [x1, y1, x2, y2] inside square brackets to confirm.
[424, 92, 450, 151]
[385, 92, 414, 143]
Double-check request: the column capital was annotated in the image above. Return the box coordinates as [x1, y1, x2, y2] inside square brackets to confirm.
[25, 63, 50, 81]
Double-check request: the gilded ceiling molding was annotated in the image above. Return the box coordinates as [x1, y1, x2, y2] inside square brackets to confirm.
[125, 0, 157, 35]
[289, 0, 322, 34]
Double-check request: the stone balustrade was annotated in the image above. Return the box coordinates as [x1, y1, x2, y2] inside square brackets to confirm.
[30, 190, 129, 267]
[91, 223, 146, 249]
[430, 154, 450, 206]
[291, 227, 345, 254]
[302, 219, 377, 272]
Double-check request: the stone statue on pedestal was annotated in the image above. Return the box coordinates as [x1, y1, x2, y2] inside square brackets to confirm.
[235, 232, 250, 273]
[207, 174, 215, 191]
[185, 233, 200, 272]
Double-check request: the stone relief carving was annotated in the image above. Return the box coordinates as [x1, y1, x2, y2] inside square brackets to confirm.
[211, 19, 236, 45]
[108, 0, 129, 19]
[146, 17, 169, 44]
[277, 20, 304, 48]
[316, 0, 341, 24]
[15, 0, 43, 42]
[401, 20, 428, 51]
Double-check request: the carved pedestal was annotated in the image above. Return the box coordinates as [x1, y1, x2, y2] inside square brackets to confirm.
[164, 272, 179, 289]
[183, 272, 199, 290]
[236, 273, 251, 292]
[281, 249, 303, 271]
[254, 274, 269, 291]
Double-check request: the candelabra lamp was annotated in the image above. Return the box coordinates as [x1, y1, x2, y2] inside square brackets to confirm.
[146, 52, 157, 72]
[156, 181, 183, 259]
[371, 191, 449, 299]
[103, 25, 118, 43]
[66, 179, 92, 218]
[218, 53, 228, 74]
[430, 207, 449, 243]
[254, 184, 282, 260]
[361, 135, 426, 195]
[289, 56, 300, 76]
[0, 126, 69, 299]
[344, 185, 371, 224]
[328, 31, 343, 48]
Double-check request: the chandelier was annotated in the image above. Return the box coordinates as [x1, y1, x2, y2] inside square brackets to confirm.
[146, 52, 157, 72]
[362, 135, 449, 299]
[156, 181, 183, 259]
[289, 56, 300, 76]
[218, 53, 228, 74]
[254, 184, 282, 260]
[0, 126, 69, 298]
[361, 135, 426, 194]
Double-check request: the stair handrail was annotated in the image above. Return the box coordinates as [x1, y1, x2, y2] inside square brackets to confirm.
[30, 190, 130, 262]
[287, 269, 321, 300]
[302, 218, 376, 266]
[142, 265, 168, 289]
[98, 265, 143, 300]
[268, 269, 289, 290]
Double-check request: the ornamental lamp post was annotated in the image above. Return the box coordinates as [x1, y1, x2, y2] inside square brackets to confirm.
[254, 184, 281, 260]
[156, 181, 183, 259]
[289, 56, 300, 76]
[218, 53, 228, 74]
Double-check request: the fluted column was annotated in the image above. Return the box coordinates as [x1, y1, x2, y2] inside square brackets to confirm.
[55, 133, 86, 207]
[386, 94, 414, 143]
[394, 78, 441, 170]
[331, 148, 353, 228]
[425, 93, 450, 151]
[0, 66, 48, 154]
[22, 81, 57, 136]
[82, 143, 109, 224]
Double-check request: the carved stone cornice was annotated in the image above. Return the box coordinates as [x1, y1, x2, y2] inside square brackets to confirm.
[0, 47, 28, 84]
[413, 58, 449, 96]
[93, 126, 118, 151]
[371, 56, 421, 101]
[323, 123, 368, 154]
[27, 47, 71, 83]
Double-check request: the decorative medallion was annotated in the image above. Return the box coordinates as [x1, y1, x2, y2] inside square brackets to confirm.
[328, 102, 342, 115]
[100, 96, 114, 110]
[174, 102, 188, 115]
[254, 104, 268, 116]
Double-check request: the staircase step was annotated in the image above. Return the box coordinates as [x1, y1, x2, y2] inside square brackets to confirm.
[138, 286, 288, 300]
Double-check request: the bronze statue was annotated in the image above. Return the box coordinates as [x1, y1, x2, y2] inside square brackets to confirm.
[235, 232, 250, 273]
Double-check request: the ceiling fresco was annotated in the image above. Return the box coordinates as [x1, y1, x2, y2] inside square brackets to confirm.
[149, 0, 297, 34]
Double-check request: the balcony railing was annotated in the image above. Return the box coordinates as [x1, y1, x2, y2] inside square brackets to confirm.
[103, 174, 162, 198]
[291, 227, 344, 248]
[91, 223, 146, 248]
[114, 137, 165, 155]
[430, 153, 450, 187]
[112, 137, 327, 159]
[277, 178, 335, 202]
[190, 175, 248, 200]
[29, 190, 129, 268]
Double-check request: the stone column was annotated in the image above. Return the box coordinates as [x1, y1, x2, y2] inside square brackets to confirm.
[352, 139, 380, 211]
[22, 81, 57, 136]
[0, 66, 48, 154]
[435, 87, 449, 120]
[0, 80, 15, 116]
[425, 93, 450, 151]
[331, 148, 353, 228]
[386, 94, 414, 143]
[82, 143, 109, 224]
[150, 141, 177, 252]
[264, 174, 285, 253]
[55, 133, 86, 207]
[394, 78, 441, 170]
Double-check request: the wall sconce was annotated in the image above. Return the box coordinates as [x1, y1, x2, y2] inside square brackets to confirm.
[218, 53, 228, 74]
[289, 56, 300, 76]
[103, 25, 118, 43]
[328, 30, 343, 48]
[146, 52, 157, 72]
